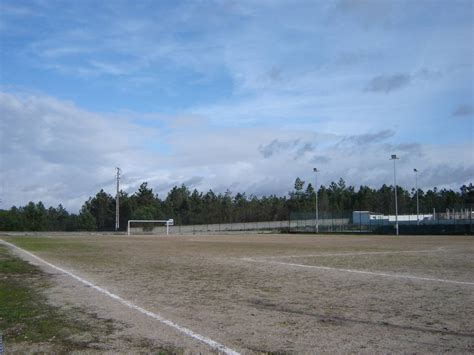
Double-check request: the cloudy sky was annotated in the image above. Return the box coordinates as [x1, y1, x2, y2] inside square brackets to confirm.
[1, 0, 473, 211]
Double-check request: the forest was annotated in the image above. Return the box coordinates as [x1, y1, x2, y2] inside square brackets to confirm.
[0, 178, 472, 231]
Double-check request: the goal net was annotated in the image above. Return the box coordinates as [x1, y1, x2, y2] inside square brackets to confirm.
[127, 219, 174, 235]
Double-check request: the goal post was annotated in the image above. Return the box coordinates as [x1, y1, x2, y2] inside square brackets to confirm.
[127, 219, 174, 236]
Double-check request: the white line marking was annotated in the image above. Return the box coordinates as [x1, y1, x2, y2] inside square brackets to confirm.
[259, 248, 445, 259]
[0, 239, 239, 355]
[242, 258, 474, 286]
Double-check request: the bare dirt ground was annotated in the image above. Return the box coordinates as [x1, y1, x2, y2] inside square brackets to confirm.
[1, 233, 473, 353]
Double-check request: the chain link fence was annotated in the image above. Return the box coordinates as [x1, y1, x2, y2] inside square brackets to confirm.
[165, 208, 473, 235]
[289, 209, 474, 235]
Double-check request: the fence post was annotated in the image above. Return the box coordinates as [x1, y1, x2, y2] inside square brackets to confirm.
[469, 207, 473, 233]
[330, 211, 333, 233]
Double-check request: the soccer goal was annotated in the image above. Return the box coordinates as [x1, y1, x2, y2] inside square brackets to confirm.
[127, 219, 174, 236]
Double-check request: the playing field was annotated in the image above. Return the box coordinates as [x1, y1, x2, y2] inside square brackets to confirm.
[2, 233, 473, 353]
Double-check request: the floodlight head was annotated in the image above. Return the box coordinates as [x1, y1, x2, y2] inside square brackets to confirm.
[414, 168, 418, 172]
[313, 167, 318, 172]
[390, 154, 398, 160]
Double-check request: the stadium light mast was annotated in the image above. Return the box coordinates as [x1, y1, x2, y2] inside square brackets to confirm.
[390, 155, 399, 236]
[115, 167, 121, 231]
[414, 168, 419, 225]
[313, 167, 319, 233]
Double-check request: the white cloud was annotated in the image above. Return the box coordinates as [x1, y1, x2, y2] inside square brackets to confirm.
[1, 91, 472, 212]
[0, 92, 157, 210]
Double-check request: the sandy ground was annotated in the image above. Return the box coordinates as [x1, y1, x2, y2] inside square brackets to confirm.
[1, 233, 473, 353]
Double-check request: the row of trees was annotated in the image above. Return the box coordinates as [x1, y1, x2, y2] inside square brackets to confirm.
[0, 202, 95, 232]
[0, 179, 472, 231]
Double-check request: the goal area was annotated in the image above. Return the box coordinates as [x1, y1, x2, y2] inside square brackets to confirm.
[127, 219, 174, 236]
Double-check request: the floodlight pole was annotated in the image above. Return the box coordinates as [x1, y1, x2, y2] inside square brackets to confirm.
[313, 167, 319, 233]
[414, 168, 419, 225]
[115, 167, 121, 231]
[390, 155, 399, 236]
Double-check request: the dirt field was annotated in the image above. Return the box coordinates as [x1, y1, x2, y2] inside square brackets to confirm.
[1, 233, 473, 353]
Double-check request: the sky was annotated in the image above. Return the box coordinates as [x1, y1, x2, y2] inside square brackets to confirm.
[0, 0, 473, 212]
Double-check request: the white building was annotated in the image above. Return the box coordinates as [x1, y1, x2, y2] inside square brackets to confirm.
[352, 211, 434, 225]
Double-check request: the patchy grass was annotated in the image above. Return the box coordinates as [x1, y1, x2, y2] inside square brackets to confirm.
[0, 244, 105, 351]
[0, 244, 182, 353]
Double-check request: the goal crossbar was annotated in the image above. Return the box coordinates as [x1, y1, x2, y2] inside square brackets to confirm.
[127, 219, 174, 236]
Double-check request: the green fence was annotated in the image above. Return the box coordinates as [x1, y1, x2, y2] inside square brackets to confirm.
[289, 210, 474, 235]
[289, 211, 353, 233]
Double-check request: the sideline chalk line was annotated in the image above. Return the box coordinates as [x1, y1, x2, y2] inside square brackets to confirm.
[241, 256, 474, 286]
[0, 239, 239, 355]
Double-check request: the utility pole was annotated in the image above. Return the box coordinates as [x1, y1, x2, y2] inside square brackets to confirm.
[390, 155, 399, 236]
[313, 167, 319, 233]
[115, 167, 121, 231]
[414, 168, 419, 225]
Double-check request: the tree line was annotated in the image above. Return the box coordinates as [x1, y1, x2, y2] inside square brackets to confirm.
[0, 179, 472, 231]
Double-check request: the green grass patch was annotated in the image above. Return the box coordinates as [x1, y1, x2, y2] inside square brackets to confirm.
[0, 244, 110, 351]
[0, 244, 182, 353]
[0, 246, 40, 275]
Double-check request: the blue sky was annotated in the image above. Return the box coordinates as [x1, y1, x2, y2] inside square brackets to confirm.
[0, 0, 473, 211]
